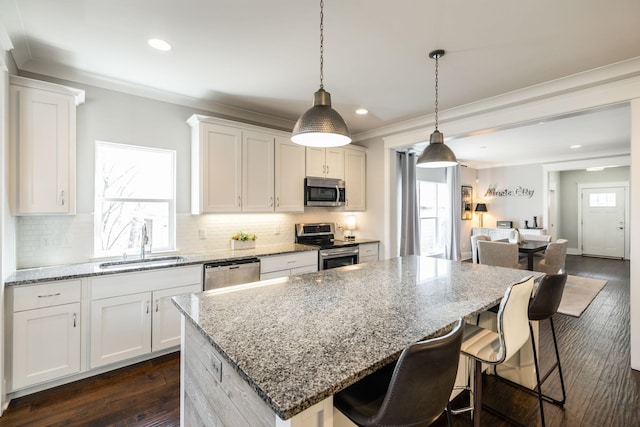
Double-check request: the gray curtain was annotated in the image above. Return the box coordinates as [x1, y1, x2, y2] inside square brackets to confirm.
[445, 165, 462, 260]
[399, 152, 420, 256]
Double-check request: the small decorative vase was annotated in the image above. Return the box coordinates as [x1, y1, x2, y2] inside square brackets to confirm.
[525, 220, 529, 229]
[509, 229, 520, 244]
[230, 240, 256, 250]
[533, 216, 538, 228]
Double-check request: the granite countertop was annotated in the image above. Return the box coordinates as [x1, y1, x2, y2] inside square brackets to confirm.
[172, 256, 542, 420]
[5, 243, 318, 286]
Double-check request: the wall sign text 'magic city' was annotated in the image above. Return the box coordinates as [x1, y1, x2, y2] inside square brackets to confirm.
[484, 184, 535, 198]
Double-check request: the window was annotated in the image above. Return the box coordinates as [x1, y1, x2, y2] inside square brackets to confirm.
[94, 142, 176, 257]
[418, 180, 449, 256]
[589, 192, 616, 207]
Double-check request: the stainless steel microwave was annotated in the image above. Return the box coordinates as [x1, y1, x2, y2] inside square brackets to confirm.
[304, 177, 345, 207]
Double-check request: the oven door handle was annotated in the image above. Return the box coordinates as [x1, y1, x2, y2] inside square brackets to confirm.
[320, 248, 359, 257]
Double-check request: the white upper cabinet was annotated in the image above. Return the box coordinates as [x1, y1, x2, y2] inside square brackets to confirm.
[242, 131, 275, 212]
[189, 115, 294, 214]
[191, 122, 243, 213]
[9, 76, 84, 215]
[344, 147, 366, 211]
[274, 137, 305, 212]
[306, 147, 344, 180]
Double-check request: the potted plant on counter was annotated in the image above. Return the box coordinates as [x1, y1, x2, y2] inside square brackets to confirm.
[230, 232, 257, 250]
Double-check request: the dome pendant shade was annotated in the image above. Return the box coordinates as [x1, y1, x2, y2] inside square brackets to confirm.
[291, 88, 351, 147]
[416, 49, 458, 168]
[416, 130, 458, 168]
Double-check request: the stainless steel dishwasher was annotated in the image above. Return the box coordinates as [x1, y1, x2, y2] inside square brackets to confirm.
[203, 257, 261, 291]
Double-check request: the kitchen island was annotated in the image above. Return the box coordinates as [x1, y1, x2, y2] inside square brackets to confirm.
[172, 256, 542, 426]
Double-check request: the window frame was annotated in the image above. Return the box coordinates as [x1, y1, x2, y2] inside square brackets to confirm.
[417, 180, 448, 256]
[93, 141, 177, 258]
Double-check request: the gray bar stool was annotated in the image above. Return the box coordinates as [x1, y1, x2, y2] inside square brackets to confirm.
[527, 270, 568, 407]
[493, 270, 568, 427]
[459, 275, 539, 427]
[334, 319, 464, 427]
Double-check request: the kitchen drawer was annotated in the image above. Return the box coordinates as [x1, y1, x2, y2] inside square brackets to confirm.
[13, 280, 81, 312]
[260, 251, 317, 274]
[359, 243, 379, 261]
[291, 265, 317, 276]
[91, 265, 202, 300]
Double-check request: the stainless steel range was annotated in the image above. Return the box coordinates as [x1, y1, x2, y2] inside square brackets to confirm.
[295, 223, 359, 270]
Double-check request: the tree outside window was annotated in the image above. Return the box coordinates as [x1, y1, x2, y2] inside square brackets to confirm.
[94, 142, 176, 257]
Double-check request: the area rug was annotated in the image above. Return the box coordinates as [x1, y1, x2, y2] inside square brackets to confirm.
[557, 275, 608, 317]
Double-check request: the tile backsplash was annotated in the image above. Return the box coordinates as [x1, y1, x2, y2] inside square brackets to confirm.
[16, 211, 353, 269]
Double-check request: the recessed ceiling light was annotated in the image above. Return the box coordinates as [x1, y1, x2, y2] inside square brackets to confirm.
[570, 144, 582, 149]
[355, 108, 368, 115]
[148, 38, 172, 51]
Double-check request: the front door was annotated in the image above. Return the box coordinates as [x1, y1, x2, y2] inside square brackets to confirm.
[581, 186, 626, 258]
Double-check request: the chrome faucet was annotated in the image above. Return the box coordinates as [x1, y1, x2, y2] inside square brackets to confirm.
[140, 223, 149, 259]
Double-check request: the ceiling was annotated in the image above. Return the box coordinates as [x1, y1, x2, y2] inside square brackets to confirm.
[2, 0, 639, 168]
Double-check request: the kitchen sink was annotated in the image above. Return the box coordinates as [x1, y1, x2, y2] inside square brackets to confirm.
[99, 255, 187, 269]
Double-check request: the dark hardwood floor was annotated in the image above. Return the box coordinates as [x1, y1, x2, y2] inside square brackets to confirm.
[0, 255, 636, 426]
[0, 354, 180, 427]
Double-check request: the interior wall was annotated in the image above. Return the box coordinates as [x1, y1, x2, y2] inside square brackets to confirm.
[6, 72, 385, 268]
[558, 166, 630, 252]
[475, 164, 543, 230]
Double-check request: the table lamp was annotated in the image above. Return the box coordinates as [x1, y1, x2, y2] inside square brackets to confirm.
[475, 203, 488, 227]
[345, 215, 357, 240]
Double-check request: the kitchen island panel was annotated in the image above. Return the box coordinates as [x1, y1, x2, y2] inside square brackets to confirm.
[183, 319, 275, 426]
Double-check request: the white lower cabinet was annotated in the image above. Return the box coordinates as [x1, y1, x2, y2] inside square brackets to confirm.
[89, 265, 202, 369]
[9, 279, 82, 390]
[152, 285, 201, 351]
[90, 292, 152, 368]
[260, 251, 318, 280]
[358, 243, 379, 264]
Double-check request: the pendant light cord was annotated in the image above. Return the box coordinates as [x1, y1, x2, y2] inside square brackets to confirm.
[319, 0, 324, 89]
[434, 53, 439, 131]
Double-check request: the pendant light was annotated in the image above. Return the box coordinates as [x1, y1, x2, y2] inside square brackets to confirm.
[291, 0, 351, 147]
[416, 49, 458, 168]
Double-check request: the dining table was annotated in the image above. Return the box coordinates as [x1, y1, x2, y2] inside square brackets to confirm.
[498, 239, 548, 270]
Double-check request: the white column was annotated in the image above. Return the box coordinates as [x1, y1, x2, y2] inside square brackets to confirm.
[630, 98, 640, 370]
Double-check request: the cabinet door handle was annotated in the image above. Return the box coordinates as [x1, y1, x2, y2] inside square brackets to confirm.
[238, 196, 241, 207]
[270, 196, 274, 207]
[326, 165, 329, 174]
[276, 197, 280, 207]
[322, 165, 326, 174]
[155, 299, 159, 312]
[146, 301, 150, 314]
[60, 190, 65, 206]
[38, 292, 61, 298]
[73, 313, 77, 328]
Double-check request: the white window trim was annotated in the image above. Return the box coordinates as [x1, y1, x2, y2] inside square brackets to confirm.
[93, 141, 176, 259]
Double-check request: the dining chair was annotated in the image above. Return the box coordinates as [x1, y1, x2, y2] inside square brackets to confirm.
[534, 239, 568, 274]
[477, 240, 519, 269]
[520, 234, 552, 243]
[470, 235, 490, 263]
[334, 319, 464, 427]
[459, 275, 539, 427]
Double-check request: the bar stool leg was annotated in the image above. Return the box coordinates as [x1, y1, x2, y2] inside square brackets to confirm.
[530, 323, 547, 426]
[549, 317, 567, 405]
[473, 359, 482, 427]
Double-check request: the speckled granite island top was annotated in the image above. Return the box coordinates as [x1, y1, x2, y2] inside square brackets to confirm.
[5, 243, 317, 286]
[172, 255, 542, 420]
